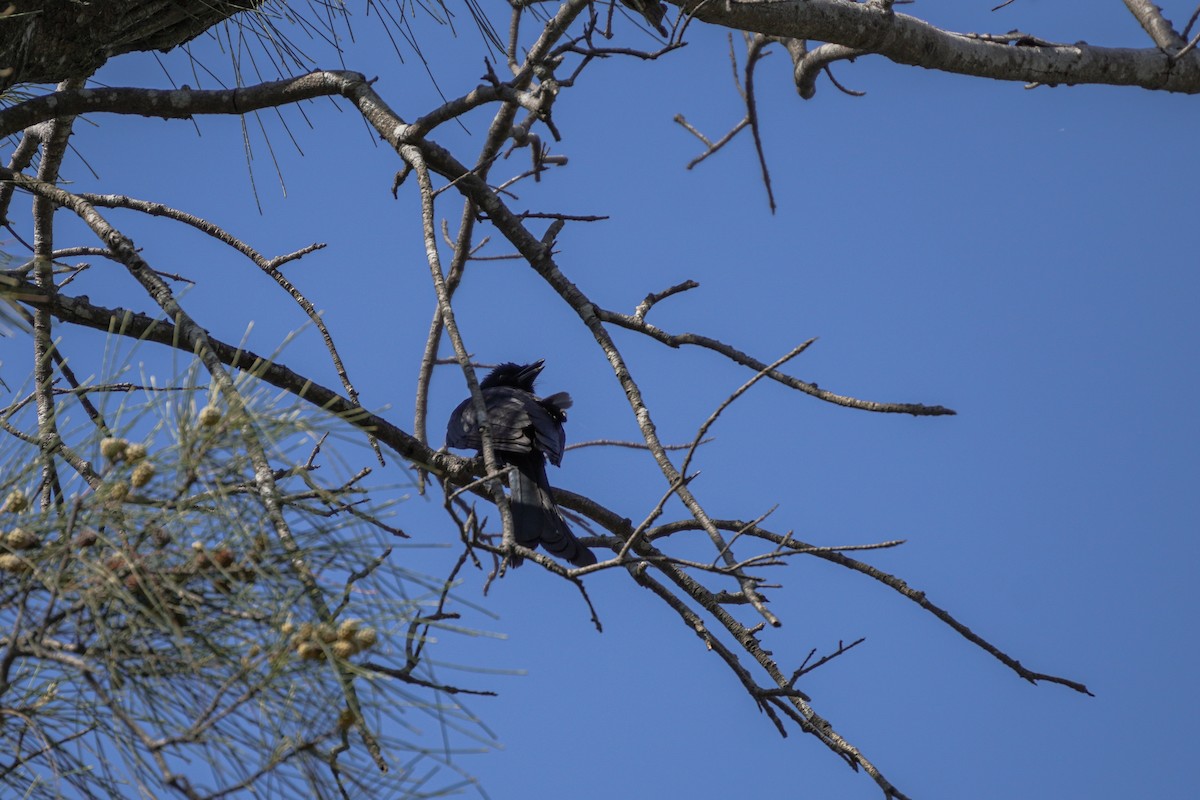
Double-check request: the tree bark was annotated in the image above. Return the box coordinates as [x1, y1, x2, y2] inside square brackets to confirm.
[682, 0, 1200, 95]
[0, 1, 264, 89]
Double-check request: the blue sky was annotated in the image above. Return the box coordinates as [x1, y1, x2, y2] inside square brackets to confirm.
[3, 2, 1197, 798]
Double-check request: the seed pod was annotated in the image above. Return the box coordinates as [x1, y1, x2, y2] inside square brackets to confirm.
[2, 489, 27, 513]
[124, 442, 148, 461]
[353, 627, 379, 650]
[5, 527, 39, 550]
[130, 462, 155, 488]
[296, 641, 323, 661]
[0, 553, 28, 573]
[332, 640, 357, 660]
[337, 618, 362, 641]
[198, 405, 222, 427]
[100, 437, 129, 461]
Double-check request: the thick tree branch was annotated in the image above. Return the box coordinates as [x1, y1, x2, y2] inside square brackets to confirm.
[0, 75, 358, 140]
[13, 282, 456, 477]
[680, 0, 1200, 94]
[1122, 0, 1187, 51]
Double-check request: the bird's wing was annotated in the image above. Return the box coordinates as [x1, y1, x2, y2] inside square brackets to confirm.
[534, 391, 571, 466]
[445, 397, 477, 450]
[485, 392, 539, 453]
[446, 387, 540, 454]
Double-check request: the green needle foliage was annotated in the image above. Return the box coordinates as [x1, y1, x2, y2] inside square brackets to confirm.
[0, 355, 496, 799]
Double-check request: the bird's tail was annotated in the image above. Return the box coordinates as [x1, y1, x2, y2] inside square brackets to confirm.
[506, 453, 597, 568]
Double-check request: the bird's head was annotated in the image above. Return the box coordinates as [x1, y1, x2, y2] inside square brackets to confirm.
[479, 359, 545, 391]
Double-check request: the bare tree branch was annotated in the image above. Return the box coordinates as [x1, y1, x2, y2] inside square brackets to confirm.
[679, 0, 1200, 94]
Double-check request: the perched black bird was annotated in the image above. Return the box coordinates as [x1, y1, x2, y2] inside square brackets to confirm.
[446, 360, 597, 568]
